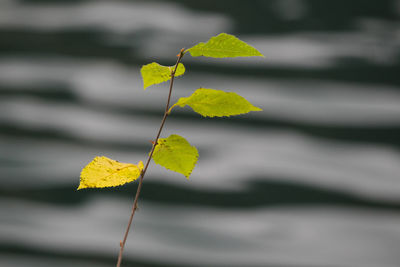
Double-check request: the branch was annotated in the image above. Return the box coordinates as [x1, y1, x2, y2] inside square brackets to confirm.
[116, 48, 186, 267]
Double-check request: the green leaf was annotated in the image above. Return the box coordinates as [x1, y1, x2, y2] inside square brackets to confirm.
[170, 88, 262, 117]
[78, 156, 143, 190]
[152, 134, 198, 178]
[141, 62, 185, 89]
[188, 33, 263, 58]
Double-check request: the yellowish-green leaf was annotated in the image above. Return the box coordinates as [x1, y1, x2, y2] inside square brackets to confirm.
[141, 62, 185, 89]
[170, 88, 262, 117]
[152, 134, 198, 179]
[78, 156, 143, 190]
[188, 33, 263, 58]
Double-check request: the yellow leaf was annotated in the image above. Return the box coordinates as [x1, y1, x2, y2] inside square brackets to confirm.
[152, 134, 198, 179]
[170, 88, 262, 117]
[78, 156, 143, 190]
[188, 33, 264, 58]
[141, 62, 185, 89]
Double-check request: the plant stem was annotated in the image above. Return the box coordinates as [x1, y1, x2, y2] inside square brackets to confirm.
[116, 48, 185, 267]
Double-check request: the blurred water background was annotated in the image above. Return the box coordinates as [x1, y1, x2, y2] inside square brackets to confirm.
[1, 0, 400, 266]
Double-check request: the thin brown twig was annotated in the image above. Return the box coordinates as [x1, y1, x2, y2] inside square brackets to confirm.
[116, 48, 185, 267]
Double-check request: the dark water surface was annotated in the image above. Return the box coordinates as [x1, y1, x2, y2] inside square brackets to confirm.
[1, 0, 400, 266]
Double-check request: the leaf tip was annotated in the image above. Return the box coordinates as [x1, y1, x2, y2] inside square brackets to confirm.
[253, 106, 263, 112]
[77, 184, 85, 190]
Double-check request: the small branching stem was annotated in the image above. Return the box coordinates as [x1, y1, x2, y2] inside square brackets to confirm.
[116, 49, 185, 267]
